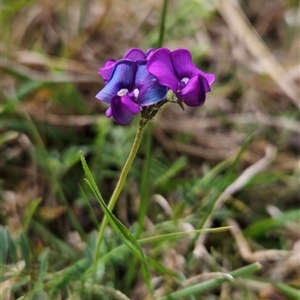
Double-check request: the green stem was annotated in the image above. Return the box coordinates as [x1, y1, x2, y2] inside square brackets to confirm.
[157, 0, 169, 48]
[94, 118, 148, 260]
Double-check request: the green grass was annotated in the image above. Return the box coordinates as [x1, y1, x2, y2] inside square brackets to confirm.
[1, 0, 299, 299]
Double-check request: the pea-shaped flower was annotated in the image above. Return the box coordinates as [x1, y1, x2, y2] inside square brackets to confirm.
[147, 48, 215, 107]
[99, 48, 151, 83]
[96, 59, 167, 125]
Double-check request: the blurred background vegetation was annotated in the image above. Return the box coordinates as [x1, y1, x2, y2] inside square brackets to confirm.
[1, 0, 299, 299]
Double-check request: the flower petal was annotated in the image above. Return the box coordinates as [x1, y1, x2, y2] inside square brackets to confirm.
[171, 49, 200, 79]
[110, 95, 140, 125]
[145, 48, 154, 57]
[124, 48, 146, 61]
[106, 107, 112, 117]
[147, 48, 178, 92]
[135, 61, 168, 106]
[96, 60, 136, 104]
[98, 59, 116, 82]
[95, 84, 118, 104]
[121, 95, 141, 114]
[201, 74, 212, 93]
[199, 70, 215, 85]
[181, 75, 210, 107]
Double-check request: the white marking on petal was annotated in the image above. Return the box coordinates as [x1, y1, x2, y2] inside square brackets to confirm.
[117, 88, 129, 96]
[133, 88, 139, 100]
[181, 77, 189, 84]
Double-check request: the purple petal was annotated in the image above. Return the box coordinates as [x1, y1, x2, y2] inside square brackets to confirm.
[171, 49, 200, 79]
[98, 59, 116, 82]
[135, 62, 168, 106]
[145, 48, 154, 57]
[96, 60, 136, 104]
[199, 70, 215, 85]
[96, 84, 118, 104]
[147, 48, 178, 92]
[181, 75, 210, 107]
[106, 107, 112, 117]
[120, 95, 141, 114]
[201, 74, 212, 93]
[110, 95, 141, 125]
[124, 48, 147, 61]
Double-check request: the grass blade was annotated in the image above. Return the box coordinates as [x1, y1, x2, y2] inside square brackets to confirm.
[157, 262, 261, 300]
[18, 233, 31, 273]
[22, 198, 42, 232]
[274, 283, 300, 299]
[32, 248, 50, 300]
[0, 226, 9, 265]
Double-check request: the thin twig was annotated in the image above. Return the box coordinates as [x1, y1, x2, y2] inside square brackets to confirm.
[2, 58, 99, 83]
[227, 219, 290, 262]
[26, 113, 101, 126]
[214, 0, 300, 107]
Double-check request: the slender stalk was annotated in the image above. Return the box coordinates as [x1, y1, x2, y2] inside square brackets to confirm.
[157, 0, 169, 48]
[94, 118, 148, 260]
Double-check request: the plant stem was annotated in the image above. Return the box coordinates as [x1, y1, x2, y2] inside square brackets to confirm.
[157, 0, 169, 48]
[94, 118, 148, 260]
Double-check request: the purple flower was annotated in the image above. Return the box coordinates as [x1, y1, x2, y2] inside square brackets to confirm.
[147, 48, 215, 107]
[96, 59, 168, 125]
[99, 48, 153, 83]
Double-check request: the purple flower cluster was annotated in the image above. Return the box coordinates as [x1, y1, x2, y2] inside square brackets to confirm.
[96, 47, 215, 125]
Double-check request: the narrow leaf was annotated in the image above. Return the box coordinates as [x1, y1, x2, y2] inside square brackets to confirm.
[0, 226, 9, 264]
[23, 198, 42, 232]
[274, 283, 300, 299]
[18, 233, 31, 273]
[80, 152, 151, 287]
[157, 262, 261, 300]
[139, 226, 231, 244]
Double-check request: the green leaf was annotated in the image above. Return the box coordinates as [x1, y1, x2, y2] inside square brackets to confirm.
[31, 220, 77, 260]
[16, 80, 45, 100]
[38, 248, 50, 276]
[6, 229, 18, 263]
[274, 283, 300, 299]
[11, 278, 31, 293]
[32, 248, 50, 300]
[0, 226, 9, 265]
[61, 146, 90, 175]
[18, 233, 31, 273]
[80, 152, 151, 288]
[139, 226, 231, 244]
[23, 198, 42, 232]
[157, 262, 261, 300]
[79, 185, 100, 229]
[153, 156, 187, 187]
[198, 134, 254, 230]
[245, 209, 300, 238]
[50, 258, 91, 292]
